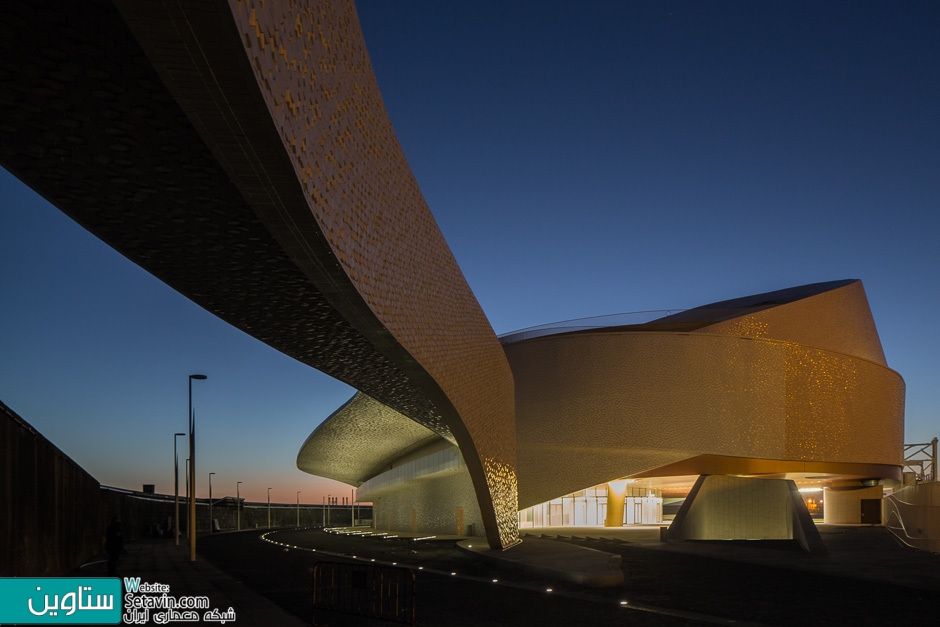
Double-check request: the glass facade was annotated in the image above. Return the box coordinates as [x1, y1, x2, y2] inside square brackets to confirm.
[518, 485, 663, 528]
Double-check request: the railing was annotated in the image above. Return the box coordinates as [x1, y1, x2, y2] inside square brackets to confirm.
[883, 482, 940, 554]
[312, 560, 415, 625]
[498, 310, 685, 344]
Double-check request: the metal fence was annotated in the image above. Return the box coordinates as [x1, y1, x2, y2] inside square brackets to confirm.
[312, 560, 415, 625]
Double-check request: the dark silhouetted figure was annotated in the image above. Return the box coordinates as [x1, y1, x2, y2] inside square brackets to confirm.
[105, 515, 124, 576]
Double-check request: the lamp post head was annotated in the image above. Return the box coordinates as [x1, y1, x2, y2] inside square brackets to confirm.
[174, 432, 185, 437]
[190, 374, 207, 380]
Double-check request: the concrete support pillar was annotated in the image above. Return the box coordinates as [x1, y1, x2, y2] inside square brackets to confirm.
[605, 480, 628, 527]
[667, 475, 826, 553]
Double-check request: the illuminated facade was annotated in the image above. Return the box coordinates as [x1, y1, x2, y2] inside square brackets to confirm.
[0, 0, 517, 549]
[0, 0, 905, 548]
[299, 280, 905, 542]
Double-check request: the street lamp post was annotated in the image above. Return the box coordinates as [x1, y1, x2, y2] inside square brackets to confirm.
[188, 373, 207, 562]
[208, 472, 216, 533]
[267, 488, 272, 529]
[327, 494, 331, 527]
[296, 491, 301, 528]
[173, 433, 185, 546]
[236, 482, 242, 531]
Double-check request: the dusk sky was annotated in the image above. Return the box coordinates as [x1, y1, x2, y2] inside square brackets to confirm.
[1, 1, 938, 504]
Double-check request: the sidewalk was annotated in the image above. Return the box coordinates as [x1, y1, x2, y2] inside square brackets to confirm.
[521, 524, 940, 591]
[330, 526, 625, 587]
[458, 538, 624, 587]
[73, 537, 308, 626]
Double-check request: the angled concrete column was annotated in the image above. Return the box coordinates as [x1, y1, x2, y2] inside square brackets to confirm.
[667, 475, 825, 553]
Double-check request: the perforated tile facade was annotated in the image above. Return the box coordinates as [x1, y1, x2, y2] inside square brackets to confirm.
[304, 281, 904, 522]
[505, 281, 903, 508]
[0, 0, 517, 549]
[227, 0, 517, 548]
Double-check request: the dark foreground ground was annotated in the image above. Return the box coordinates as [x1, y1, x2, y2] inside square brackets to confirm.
[197, 525, 940, 626]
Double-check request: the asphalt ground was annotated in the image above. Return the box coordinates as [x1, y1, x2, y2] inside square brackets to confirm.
[197, 526, 940, 626]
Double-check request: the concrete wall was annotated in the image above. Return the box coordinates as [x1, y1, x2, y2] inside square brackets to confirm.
[370, 468, 483, 537]
[2, 401, 101, 576]
[669, 475, 794, 540]
[884, 482, 940, 552]
[823, 485, 883, 524]
[666, 476, 825, 552]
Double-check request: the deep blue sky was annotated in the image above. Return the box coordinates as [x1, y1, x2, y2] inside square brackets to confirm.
[1, 1, 937, 503]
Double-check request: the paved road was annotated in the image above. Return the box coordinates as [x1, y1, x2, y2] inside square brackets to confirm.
[197, 526, 940, 626]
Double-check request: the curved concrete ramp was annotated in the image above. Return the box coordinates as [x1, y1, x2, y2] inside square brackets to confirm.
[457, 539, 624, 587]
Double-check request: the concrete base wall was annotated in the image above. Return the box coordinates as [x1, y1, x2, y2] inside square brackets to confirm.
[823, 485, 883, 524]
[370, 468, 483, 537]
[2, 401, 102, 576]
[884, 482, 940, 553]
[669, 475, 794, 540]
[667, 475, 825, 552]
